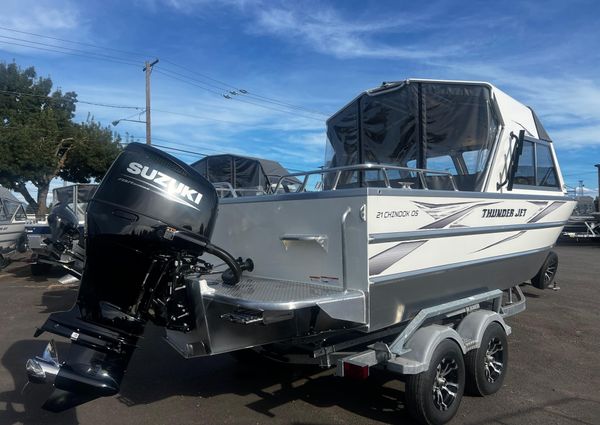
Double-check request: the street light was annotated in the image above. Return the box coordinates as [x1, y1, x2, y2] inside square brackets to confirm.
[112, 118, 146, 127]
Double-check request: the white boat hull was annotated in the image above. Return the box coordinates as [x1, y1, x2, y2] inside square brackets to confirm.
[164, 188, 574, 356]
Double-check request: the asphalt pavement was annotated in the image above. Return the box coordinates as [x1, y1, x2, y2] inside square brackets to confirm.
[0, 245, 599, 425]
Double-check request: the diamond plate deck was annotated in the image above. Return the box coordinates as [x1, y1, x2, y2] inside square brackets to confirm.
[200, 275, 365, 313]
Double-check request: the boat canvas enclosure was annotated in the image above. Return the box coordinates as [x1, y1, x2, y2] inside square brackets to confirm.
[0, 186, 27, 267]
[191, 154, 298, 196]
[326, 81, 500, 191]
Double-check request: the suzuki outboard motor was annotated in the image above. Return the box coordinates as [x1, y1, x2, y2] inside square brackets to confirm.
[26, 143, 252, 411]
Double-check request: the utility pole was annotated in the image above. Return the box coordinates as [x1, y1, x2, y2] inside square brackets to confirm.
[143, 59, 159, 145]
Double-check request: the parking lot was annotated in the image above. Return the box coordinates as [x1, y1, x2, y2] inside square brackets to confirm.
[0, 244, 599, 425]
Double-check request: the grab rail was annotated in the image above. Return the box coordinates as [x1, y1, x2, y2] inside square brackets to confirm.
[212, 182, 271, 198]
[274, 163, 458, 193]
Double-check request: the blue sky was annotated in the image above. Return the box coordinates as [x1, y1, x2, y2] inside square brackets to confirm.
[2, 0, 600, 200]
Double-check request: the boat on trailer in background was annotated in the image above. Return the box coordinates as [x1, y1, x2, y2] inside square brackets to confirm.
[26, 79, 575, 425]
[191, 153, 301, 197]
[26, 184, 97, 279]
[0, 186, 28, 269]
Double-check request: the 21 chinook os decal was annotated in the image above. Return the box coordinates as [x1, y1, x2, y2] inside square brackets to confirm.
[125, 162, 203, 206]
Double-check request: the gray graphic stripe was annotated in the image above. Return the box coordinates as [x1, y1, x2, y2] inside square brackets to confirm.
[369, 240, 426, 276]
[369, 220, 567, 244]
[412, 201, 473, 208]
[370, 246, 551, 284]
[420, 202, 497, 229]
[527, 201, 566, 223]
[475, 231, 526, 252]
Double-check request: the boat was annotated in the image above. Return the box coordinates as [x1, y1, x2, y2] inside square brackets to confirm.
[0, 186, 28, 269]
[25, 79, 575, 424]
[26, 184, 97, 278]
[191, 153, 301, 196]
[560, 212, 600, 242]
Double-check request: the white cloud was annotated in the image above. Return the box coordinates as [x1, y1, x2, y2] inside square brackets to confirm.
[251, 6, 463, 60]
[547, 125, 600, 148]
[432, 61, 600, 146]
[0, 0, 83, 55]
[0, 0, 80, 32]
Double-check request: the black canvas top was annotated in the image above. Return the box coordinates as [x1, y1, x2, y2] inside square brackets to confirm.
[191, 154, 299, 195]
[324, 81, 500, 191]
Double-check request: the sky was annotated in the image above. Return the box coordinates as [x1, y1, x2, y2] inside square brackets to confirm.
[1, 0, 600, 202]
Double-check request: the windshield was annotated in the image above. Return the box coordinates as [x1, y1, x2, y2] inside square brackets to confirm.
[53, 185, 97, 221]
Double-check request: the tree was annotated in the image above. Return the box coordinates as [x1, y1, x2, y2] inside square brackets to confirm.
[0, 62, 122, 217]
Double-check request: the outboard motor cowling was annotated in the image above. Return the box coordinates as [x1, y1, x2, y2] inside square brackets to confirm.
[27, 143, 252, 411]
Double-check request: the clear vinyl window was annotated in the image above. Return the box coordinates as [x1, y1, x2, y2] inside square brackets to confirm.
[513, 138, 560, 189]
[536, 144, 559, 187]
[514, 141, 535, 186]
[3, 200, 26, 221]
[0, 200, 7, 221]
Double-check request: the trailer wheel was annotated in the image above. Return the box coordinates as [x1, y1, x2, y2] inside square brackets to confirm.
[0, 254, 8, 270]
[16, 233, 28, 253]
[465, 322, 508, 396]
[405, 339, 465, 425]
[31, 262, 52, 276]
[531, 251, 558, 289]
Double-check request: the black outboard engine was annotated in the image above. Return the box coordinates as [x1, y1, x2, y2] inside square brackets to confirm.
[46, 200, 80, 255]
[26, 143, 252, 411]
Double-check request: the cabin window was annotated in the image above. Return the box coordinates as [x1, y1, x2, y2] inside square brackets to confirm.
[3, 200, 26, 221]
[513, 138, 560, 189]
[422, 83, 498, 191]
[0, 201, 7, 221]
[14, 205, 27, 221]
[424, 155, 457, 174]
[462, 149, 489, 174]
[514, 141, 535, 185]
[536, 144, 559, 187]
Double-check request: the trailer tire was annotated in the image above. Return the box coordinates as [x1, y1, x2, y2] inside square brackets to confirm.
[531, 251, 558, 289]
[0, 254, 8, 270]
[405, 339, 465, 425]
[465, 322, 508, 396]
[31, 262, 52, 276]
[16, 233, 28, 253]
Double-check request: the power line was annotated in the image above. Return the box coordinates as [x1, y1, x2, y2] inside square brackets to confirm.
[0, 39, 139, 68]
[159, 60, 328, 116]
[563, 170, 598, 178]
[0, 25, 328, 118]
[123, 141, 207, 158]
[156, 69, 323, 121]
[0, 89, 322, 129]
[0, 25, 149, 60]
[0, 89, 142, 110]
[0, 34, 139, 66]
[127, 136, 310, 172]
[157, 68, 326, 117]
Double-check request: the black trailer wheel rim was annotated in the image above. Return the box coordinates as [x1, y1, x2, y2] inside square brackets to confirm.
[484, 337, 504, 383]
[544, 256, 558, 285]
[432, 357, 459, 411]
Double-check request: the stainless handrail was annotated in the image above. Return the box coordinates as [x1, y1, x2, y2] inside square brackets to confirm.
[212, 182, 238, 198]
[274, 163, 458, 193]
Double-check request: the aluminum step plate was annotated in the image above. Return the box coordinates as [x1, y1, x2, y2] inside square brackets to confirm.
[199, 276, 365, 321]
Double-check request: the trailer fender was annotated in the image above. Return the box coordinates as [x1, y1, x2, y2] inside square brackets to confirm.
[456, 310, 511, 352]
[396, 325, 467, 374]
